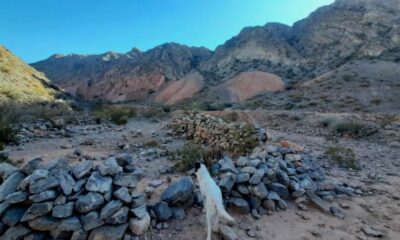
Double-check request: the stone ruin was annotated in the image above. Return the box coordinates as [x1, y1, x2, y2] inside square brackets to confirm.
[168, 113, 361, 219]
[168, 112, 268, 155]
[0, 156, 197, 240]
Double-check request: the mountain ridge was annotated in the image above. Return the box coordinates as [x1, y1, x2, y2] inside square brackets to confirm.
[31, 0, 400, 107]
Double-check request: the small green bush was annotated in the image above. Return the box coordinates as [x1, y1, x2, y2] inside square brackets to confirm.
[92, 105, 137, 125]
[370, 99, 382, 105]
[142, 107, 164, 119]
[222, 112, 239, 122]
[325, 145, 359, 170]
[170, 142, 206, 171]
[145, 139, 160, 148]
[333, 121, 365, 136]
[0, 120, 16, 151]
[230, 124, 259, 156]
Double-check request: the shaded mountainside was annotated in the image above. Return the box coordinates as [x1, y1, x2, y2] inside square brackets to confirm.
[0, 45, 60, 103]
[32, 43, 211, 102]
[31, 0, 400, 107]
[242, 60, 400, 114]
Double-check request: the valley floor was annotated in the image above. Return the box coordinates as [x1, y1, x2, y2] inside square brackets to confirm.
[5, 110, 400, 240]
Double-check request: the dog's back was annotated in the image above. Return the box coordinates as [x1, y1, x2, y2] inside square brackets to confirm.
[195, 163, 235, 223]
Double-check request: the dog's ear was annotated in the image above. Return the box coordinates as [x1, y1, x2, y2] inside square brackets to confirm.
[194, 162, 201, 171]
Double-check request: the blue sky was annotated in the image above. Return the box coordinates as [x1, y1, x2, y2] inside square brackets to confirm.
[0, 0, 334, 63]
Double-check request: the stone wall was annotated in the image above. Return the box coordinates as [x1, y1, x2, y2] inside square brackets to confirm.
[0, 156, 195, 240]
[168, 112, 267, 156]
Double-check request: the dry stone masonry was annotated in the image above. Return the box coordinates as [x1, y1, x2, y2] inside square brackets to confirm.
[168, 112, 267, 155]
[0, 155, 160, 240]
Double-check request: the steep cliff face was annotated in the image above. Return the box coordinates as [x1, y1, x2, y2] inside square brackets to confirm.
[0, 45, 59, 103]
[31, 0, 400, 105]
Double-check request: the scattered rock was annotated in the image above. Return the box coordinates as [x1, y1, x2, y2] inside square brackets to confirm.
[361, 226, 385, 238]
[129, 212, 151, 236]
[228, 198, 250, 214]
[219, 225, 239, 240]
[153, 202, 172, 222]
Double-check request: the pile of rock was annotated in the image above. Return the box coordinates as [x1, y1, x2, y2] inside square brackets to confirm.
[168, 112, 267, 155]
[0, 155, 159, 240]
[212, 145, 360, 219]
[17, 119, 72, 143]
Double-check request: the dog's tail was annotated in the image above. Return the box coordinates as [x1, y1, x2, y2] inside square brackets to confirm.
[216, 202, 235, 224]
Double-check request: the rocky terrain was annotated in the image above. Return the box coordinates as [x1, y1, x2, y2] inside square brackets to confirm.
[0, 111, 399, 240]
[1, 0, 399, 239]
[31, 0, 400, 111]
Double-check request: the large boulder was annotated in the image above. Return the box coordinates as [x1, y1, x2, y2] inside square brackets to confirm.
[2, 207, 26, 227]
[0, 162, 17, 181]
[81, 211, 104, 231]
[72, 160, 93, 179]
[56, 170, 76, 195]
[87, 223, 128, 240]
[20, 202, 53, 222]
[129, 212, 151, 236]
[100, 200, 123, 219]
[152, 202, 172, 222]
[75, 192, 104, 213]
[113, 173, 138, 188]
[0, 171, 25, 201]
[98, 157, 122, 176]
[85, 172, 112, 194]
[29, 176, 59, 194]
[160, 177, 194, 205]
[1, 225, 31, 240]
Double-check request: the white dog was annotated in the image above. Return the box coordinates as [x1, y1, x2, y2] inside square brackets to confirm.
[195, 162, 235, 240]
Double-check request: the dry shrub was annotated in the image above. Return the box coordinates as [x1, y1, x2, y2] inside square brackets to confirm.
[92, 104, 137, 125]
[222, 111, 239, 122]
[325, 145, 359, 170]
[169, 142, 223, 171]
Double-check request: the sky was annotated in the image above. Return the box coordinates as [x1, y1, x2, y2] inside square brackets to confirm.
[0, 0, 334, 63]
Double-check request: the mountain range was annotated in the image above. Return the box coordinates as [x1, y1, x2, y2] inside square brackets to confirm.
[23, 0, 400, 112]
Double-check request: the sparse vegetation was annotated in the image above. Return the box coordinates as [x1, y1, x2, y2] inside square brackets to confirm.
[370, 98, 382, 105]
[169, 142, 223, 171]
[325, 145, 359, 170]
[230, 123, 259, 156]
[92, 104, 137, 125]
[169, 142, 206, 171]
[142, 106, 168, 119]
[222, 111, 239, 122]
[145, 139, 160, 148]
[0, 118, 16, 151]
[318, 116, 376, 138]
